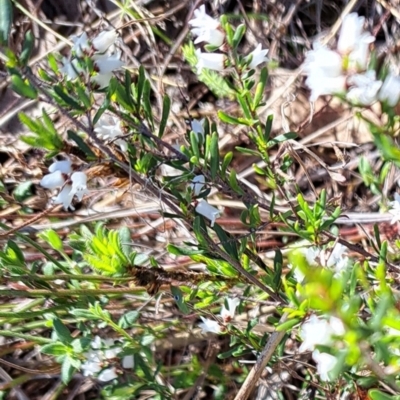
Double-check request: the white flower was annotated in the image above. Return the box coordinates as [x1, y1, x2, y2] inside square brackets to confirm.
[92, 30, 118, 53]
[299, 315, 344, 352]
[195, 199, 221, 227]
[122, 355, 134, 369]
[40, 159, 72, 189]
[97, 367, 118, 382]
[303, 44, 346, 101]
[94, 114, 127, 151]
[53, 185, 74, 210]
[220, 297, 240, 322]
[247, 44, 269, 69]
[312, 350, 337, 381]
[199, 317, 221, 334]
[326, 243, 349, 273]
[346, 70, 382, 105]
[348, 32, 375, 71]
[389, 193, 400, 224]
[91, 72, 114, 89]
[379, 74, 400, 106]
[195, 49, 225, 73]
[303, 44, 343, 78]
[93, 53, 124, 75]
[49, 159, 72, 174]
[191, 119, 205, 139]
[60, 57, 84, 80]
[189, 5, 225, 47]
[299, 315, 333, 352]
[190, 175, 205, 196]
[71, 32, 90, 57]
[70, 172, 89, 201]
[302, 247, 320, 266]
[337, 13, 366, 55]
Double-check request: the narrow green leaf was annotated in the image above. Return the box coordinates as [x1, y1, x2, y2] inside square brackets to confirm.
[11, 74, 37, 99]
[20, 30, 34, 66]
[232, 24, 246, 49]
[209, 132, 219, 180]
[53, 86, 83, 110]
[0, 0, 12, 46]
[252, 67, 268, 110]
[159, 94, 170, 138]
[218, 110, 241, 125]
[213, 223, 238, 261]
[67, 130, 95, 158]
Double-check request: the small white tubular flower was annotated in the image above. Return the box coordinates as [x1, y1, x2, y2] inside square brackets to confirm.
[329, 316, 345, 336]
[195, 199, 221, 227]
[379, 74, 400, 106]
[301, 247, 319, 266]
[53, 185, 74, 210]
[326, 243, 349, 273]
[346, 70, 382, 105]
[71, 32, 90, 57]
[220, 297, 240, 322]
[60, 57, 84, 80]
[93, 53, 124, 75]
[312, 350, 337, 381]
[40, 170, 66, 190]
[92, 30, 118, 53]
[337, 13, 366, 55]
[247, 44, 269, 69]
[389, 193, 400, 224]
[49, 159, 72, 174]
[299, 315, 333, 352]
[94, 114, 127, 151]
[195, 49, 225, 73]
[199, 317, 221, 334]
[190, 175, 206, 196]
[91, 72, 113, 89]
[40, 159, 72, 190]
[189, 5, 224, 47]
[70, 172, 89, 201]
[348, 32, 375, 71]
[299, 315, 345, 353]
[122, 355, 134, 369]
[97, 367, 118, 382]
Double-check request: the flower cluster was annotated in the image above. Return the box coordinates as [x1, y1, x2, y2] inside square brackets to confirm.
[199, 297, 240, 333]
[303, 13, 400, 106]
[299, 314, 345, 380]
[40, 158, 89, 211]
[188, 6, 268, 73]
[81, 336, 133, 382]
[61, 30, 124, 88]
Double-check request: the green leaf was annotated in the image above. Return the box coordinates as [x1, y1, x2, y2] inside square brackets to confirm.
[0, 0, 12, 46]
[218, 110, 241, 125]
[159, 95, 170, 138]
[221, 151, 233, 175]
[13, 181, 33, 202]
[20, 30, 34, 66]
[213, 223, 238, 261]
[53, 85, 84, 110]
[142, 79, 154, 128]
[67, 130, 96, 158]
[252, 67, 268, 111]
[61, 356, 77, 384]
[209, 132, 219, 180]
[229, 169, 244, 195]
[171, 286, 190, 314]
[369, 389, 398, 400]
[119, 311, 140, 328]
[53, 319, 73, 344]
[41, 342, 69, 356]
[264, 114, 273, 142]
[11, 74, 37, 99]
[267, 132, 297, 147]
[232, 24, 246, 49]
[6, 240, 25, 263]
